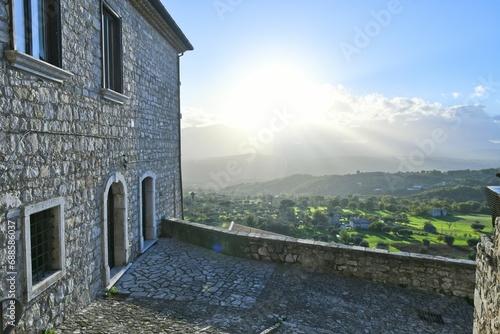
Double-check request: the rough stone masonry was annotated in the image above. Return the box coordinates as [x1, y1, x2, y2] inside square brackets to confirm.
[474, 215, 500, 333]
[0, 0, 191, 332]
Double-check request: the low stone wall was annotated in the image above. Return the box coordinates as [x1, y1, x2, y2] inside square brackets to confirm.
[474, 217, 500, 334]
[162, 218, 476, 299]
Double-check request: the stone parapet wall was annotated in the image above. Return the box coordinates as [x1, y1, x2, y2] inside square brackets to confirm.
[162, 219, 476, 299]
[474, 217, 500, 334]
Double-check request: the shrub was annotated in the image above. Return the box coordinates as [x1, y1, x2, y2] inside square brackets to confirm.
[444, 235, 455, 246]
[390, 226, 402, 236]
[352, 235, 363, 245]
[423, 222, 437, 234]
[398, 229, 413, 238]
[369, 221, 384, 231]
[468, 251, 477, 260]
[422, 239, 430, 246]
[359, 240, 369, 247]
[376, 242, 389, 250]
[419, 246, 429, 254]
[467, 238, 480, 248]
[381, 226, 392, 233]
[471, 223, 485, 231]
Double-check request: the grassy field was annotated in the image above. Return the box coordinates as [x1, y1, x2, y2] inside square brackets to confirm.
[344, 212, 492, 259]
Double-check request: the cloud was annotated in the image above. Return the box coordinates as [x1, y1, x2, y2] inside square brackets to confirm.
[320, 84, 446, 125]
[472, 85, 489, 98]
[452, 92, 461, 98]
[181, 107, 220, 128]
[182, 82, 499, 149]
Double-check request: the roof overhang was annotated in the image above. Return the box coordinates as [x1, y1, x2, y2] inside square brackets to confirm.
[130, 0, 193, 53]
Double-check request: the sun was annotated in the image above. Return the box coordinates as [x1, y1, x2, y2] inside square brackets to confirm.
[220, 62, 319, 129]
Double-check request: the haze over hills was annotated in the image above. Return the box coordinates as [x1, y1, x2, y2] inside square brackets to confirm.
[182, 107, 500, 188]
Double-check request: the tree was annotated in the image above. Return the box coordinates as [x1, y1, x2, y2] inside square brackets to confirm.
[467, 238, 480, 248]
[423, 222, 437, 234]
[369, 221, 384, 232]
[444, 235, 455, 246]
[279, 199, 295, 209]
[340, 198, 349, 208]
[359, 240, 369, 247]
[245, 213, 259, 227]
[376, 242, 389, 250]
[189, 191, 196, 202]
[338, 229, 349, 245]
[398, 229, 413, 238]
[312, 210, 329, 225]
[471, 222, 485, 231]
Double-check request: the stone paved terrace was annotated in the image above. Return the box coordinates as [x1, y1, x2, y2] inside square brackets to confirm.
[57, 238, 473, 334]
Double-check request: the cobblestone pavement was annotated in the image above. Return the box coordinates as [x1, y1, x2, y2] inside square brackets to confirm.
[58, 238, 474, 334]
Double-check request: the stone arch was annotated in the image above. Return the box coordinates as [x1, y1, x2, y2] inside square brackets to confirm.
[102, 172, 129, 286]
[139, 172, 157, 252]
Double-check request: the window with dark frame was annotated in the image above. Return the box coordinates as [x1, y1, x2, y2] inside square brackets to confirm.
[102, 4, 123, 93]
[29, 208, 54, 284]
[12, 0, 62, 67]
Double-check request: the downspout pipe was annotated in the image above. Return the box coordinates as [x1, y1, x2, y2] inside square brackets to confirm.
[177, 52, 184, 219]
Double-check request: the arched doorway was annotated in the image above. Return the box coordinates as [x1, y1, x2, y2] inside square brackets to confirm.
[139, 173, 156, 252]
[102, 173, 129, 287]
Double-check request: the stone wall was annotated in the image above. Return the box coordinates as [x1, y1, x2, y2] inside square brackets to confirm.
[162, 218, 477, 299]
[474, 217, 500, 334]
[0, 1, 186, 332]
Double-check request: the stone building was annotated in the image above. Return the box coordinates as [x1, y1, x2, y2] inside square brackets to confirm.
[474, 186, 500, 333]
[0, 0, 192, 332]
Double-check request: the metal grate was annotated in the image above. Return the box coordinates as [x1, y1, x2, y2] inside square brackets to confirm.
[417, 310, 445, 325]
[30, 209, 53, 284]
[485, 186, 500, 227]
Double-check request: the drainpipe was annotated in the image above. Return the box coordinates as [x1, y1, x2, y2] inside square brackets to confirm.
[177, 53, 184, 220]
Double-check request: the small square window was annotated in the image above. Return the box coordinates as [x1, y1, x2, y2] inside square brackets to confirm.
[102, 4, 123, 93]
[23, 197, 65, 301]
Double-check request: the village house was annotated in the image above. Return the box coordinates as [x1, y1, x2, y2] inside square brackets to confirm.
[0, 0, 192, 332]
[430, 208, 448, 217]
[349, 218, 371, 230]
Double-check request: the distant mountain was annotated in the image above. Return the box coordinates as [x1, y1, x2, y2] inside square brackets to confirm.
[220, 168, 500, 197]
[181, 122, 500, 188]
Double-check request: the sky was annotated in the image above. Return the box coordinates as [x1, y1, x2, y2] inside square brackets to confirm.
[160, 1, 500, 139]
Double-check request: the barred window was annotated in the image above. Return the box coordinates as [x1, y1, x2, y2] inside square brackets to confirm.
[23, 197, 65, 301]
[30, 208, 54, 284]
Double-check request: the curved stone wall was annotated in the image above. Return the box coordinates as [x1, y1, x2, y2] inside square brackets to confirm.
[162, 218, 476, 299]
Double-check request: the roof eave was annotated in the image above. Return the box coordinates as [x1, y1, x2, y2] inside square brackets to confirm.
[130, 0, 193, 53]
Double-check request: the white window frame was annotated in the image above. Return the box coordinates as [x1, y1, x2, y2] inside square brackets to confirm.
[100, 2, 129, 104]
[5, 0, 73, 83]
[23, 197, 66, 302]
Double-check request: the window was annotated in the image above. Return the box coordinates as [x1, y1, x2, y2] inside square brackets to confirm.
[5, 0, 72, 83]
[12, 0, 61, 66]
[23, 197, 65, 301]
[30, 209, 54, 283]
[102, 4, 122, 93]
